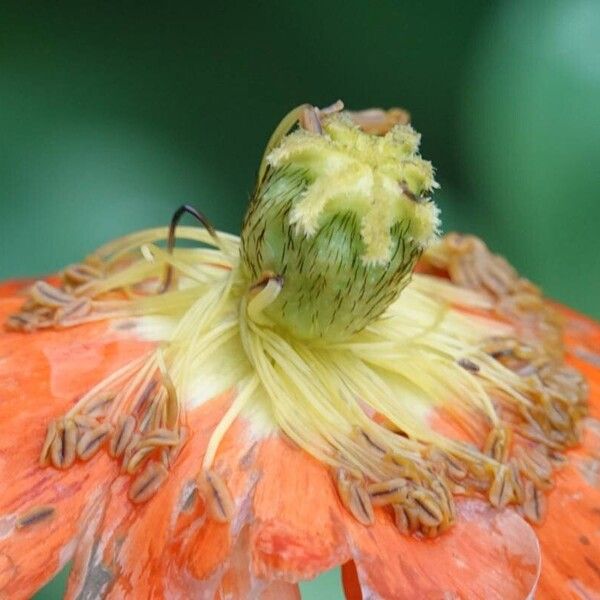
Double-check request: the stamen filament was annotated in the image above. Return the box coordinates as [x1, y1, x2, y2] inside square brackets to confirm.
[202, 375, 259, 469]
[108, 353, 159, 419]
[65, 352, 152, 418]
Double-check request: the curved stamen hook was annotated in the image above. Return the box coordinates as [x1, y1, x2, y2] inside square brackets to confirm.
[160, 204, 221, 293]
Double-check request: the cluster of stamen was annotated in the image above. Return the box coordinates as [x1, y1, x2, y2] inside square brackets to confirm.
[12, 217, 240, 518]
[6, 103, 590, 545]
[37, 351, 187, 503]
[298, 231, 589, 535]
[336, 460, 457, 537]
[9, 221, 587, 538]
[424, 233, 564, 353]
[6, 265, 109, 332]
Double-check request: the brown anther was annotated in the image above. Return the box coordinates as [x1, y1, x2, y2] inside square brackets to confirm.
[517, 446, 553, 490]
[367, 478, 409, 507]
[392, 504, 410, 534]
[137, 428, 180, 449]
[125, 445, 155, 474]
[150, 393, 166, 431]
[76, 423, 112, 461]
[73, 415, 101, 430]
[404, 505, 421, 533]
[63, 263, 103, 285]
[517, 424, 562, 452]
[431, 479, 456, 525]
[482, 336, 517, 359]
[488, 466, 513, 508]
[81, 394, 113, 416]
[180, 484, 199, 513]
[429, 233, 527, 301]
[357, 429, 386, 454]
[6, 313, 38, 332]
[514, 344, 536, 361]
[130, 381, 157, 415]
[521, 480, 547, 524]
[121, 433, 141, 472]
[444, 454, 469, 482]
[55, 298, 93, 325]
[200, 469, 235, 523]
[29, 281, 74, 308]
[16, 505, 56, 529]
[336, 469, 374, 526]
[483, 427, 511, 463]
[547, 450, 568, 468]
[109, 415, 136, 458]
[129, 461, 168, 504]
[509, 460, 525, 504]
[408, 489, 444, 529]
[39, 421, 58, 467]
[50, 419, 77, 469]
[547, 401, 572, 431]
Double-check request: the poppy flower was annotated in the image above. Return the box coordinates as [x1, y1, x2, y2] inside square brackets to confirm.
[1, 101, 598, 599]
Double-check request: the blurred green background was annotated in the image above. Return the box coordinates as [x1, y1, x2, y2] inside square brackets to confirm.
[0, 1, 598, 598]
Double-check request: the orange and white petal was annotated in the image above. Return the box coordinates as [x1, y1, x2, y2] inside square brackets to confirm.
[65, 396, 261, 599]
[341, 499, 540, 600]
[250, 435, 351, 582]
[0, 282, 152, 599]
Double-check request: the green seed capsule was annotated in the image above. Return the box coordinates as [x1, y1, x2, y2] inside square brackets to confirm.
[241, 106, 440, 341]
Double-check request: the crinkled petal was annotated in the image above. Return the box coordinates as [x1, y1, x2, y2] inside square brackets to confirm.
[534, 306, 600, 599]
[535, 440, 600, 599]
[0, 281, 151, 599]
[342, 499, 540, 600]
[217, 528, 301, 599]
[250, 436, 350, 581]
[66, 397, 260, 599]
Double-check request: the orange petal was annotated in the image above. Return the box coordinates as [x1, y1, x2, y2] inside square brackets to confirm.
[250, 436, 350, 581]
[535, 449, 600, 599]
[0, 279, 34, 298]
[343, 499, 540, 599]
[66, 396, 260, 599]
[561, 307, 600, 417]
[0, 288, 152, 598]
[258, 581, 301, 599]
[559, 303, 600, 360]
[216, 528, 301, 599]
[534, 306, 600, 598]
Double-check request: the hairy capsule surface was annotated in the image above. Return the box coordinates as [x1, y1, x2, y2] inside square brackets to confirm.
[241, 108, 440, 340]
